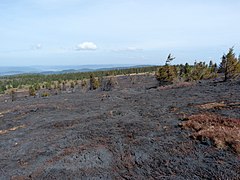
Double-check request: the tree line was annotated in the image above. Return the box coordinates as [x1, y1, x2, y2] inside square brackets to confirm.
[0, 66, 158, 94]
[156, 47, 240, 84]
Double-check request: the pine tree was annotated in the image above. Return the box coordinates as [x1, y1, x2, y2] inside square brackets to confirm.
[222, 47, 240, 81]
[218, 55, 226, 73]
[209, 60, 213, 68]
[156, 54, 177, 84]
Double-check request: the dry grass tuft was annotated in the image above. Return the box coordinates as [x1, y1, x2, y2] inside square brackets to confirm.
[0, 125, 25, 135]
[197, 102, 225, 110]
[197, 101, 240, 110]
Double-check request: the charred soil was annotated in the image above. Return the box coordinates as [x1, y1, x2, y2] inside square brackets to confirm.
[0, 76, 240, 179]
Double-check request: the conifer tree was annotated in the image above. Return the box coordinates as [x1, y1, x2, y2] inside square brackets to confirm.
[221, 47, 240, 81]
[218, 55, 226, 73]
[156, 54, 177, 84]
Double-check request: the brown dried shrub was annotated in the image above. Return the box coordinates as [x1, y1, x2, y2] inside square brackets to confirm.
[180, 113, 240, 154]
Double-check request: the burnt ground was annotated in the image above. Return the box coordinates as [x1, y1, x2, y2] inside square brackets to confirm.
[0, 76, 240, 179]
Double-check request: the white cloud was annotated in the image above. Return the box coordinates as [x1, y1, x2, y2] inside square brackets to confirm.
[75, 42, 97, 51]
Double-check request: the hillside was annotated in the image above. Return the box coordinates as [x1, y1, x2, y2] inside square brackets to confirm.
[0, 74, 239, 179]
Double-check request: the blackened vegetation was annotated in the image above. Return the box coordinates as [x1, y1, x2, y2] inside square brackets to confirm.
[101, 77, 118, 91]
[0, 77, 239, 179]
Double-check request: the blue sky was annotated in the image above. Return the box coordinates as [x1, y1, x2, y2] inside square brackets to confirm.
[0, 0, 240, 66]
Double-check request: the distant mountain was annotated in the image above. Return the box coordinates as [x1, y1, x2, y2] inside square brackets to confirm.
[39, 68, 93, 75]
[0, 64, 153, 76]
[0, 67, 40, 76]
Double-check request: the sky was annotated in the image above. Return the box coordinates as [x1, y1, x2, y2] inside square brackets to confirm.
[0, 0, 240, 66]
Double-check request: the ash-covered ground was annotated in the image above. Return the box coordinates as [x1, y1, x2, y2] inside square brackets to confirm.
[0, 75, 239, 179]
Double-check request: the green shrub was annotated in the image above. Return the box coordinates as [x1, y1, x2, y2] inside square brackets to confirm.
[70, 81, 75, 88]
[29, 86, 36, 96]
[41, 92, 49, 97]
[81, 80, 87, 88]
[156, 65, 178, 84]
[89, 74, 100, 90]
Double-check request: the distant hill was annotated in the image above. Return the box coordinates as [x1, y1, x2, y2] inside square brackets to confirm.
[0, 64, 153, 76]
[0, 67, 39, 76]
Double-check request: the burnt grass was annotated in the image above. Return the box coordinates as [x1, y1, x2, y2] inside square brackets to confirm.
[0, 75, 240, 179]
